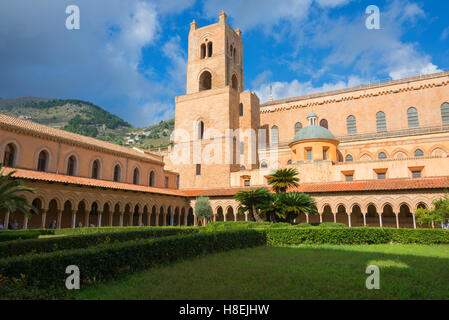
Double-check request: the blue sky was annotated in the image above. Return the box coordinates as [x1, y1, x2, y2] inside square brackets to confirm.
[0, 0, 447, 127]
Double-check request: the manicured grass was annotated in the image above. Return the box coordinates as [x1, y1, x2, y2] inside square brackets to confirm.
[75, 244, 449, 300]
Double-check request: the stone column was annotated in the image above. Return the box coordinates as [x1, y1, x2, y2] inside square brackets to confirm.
[395, 213, 399, 229]
[128, 213, 133, 227]
[84, 211, 90, 228]
[56, 210, 62, 229]
[170, 214, 174, 226]
[163, 214, 167, 226]
[23, 215, 28, 230]
[41, 209, 47, 229]
[155, 214, 159, 226]
[4, 210, 10, 230]
[97, 212, 103, 227]
[245, 213, 248, 222]
[234, 214, 237, 222]
[138, 213, 143, 226]
[223, 214, 227, 222]
[347, 213, 352, 228]
[119, 213, 124, 227]
[109, 212, 114, 227]
[412, 213, 417, 229]
[319, 214, 323, 223]
[306, 213, 309, 224]
[194, 215, 198, 226]
[71, 210, 76, 228]
[213, 214, 217, 223]
[333, 213, 337, 223]
[379, 213, 383, 228]
[184, 214, 188, 226]
[177, 213, 181, 226]
[363, 213, 367, 227]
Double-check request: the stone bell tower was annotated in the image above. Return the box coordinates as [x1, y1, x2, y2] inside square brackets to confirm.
[172, 12, 260, 189]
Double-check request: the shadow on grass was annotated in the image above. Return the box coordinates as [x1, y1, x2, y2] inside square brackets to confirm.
[75, 244, 449, 300]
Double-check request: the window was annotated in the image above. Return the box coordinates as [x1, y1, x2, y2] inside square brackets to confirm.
[231, 75, 238, 90]
[346, 115, 357, 135]
[149, 171, 155, 187]
[37, 150, 48, 172]
[67, 156, 76, 176]
[196, 164, 201, 175]
[239, 142, 244, 155]
[378, 152, 387, 160]
[176, 175, 180, 189]
[165, 177, 169, 188]
[207, 42, 213, 57]
[295, 122, 302, 135]
[244, 179, 250, 187]
[199, 71, 212, 91]
[320, 119, 329, 129]
[113, 165, 121, 182]
[306, 149, 312, 161]
[376, 111, 387, 132]
[377, 172, 386, 180]
[271, 126, 279, 146]
[239, 103, 243, 116]
[133, 168, 140, 185]
[3, 143, 15, 167]
[441, 103, 449, 124]
[414, 149, 424, 158]
[345, 174, 354, 182]
[91, 160, 100, 179]
[198, 121, 204, 140]
[407, 107, 419, 128]
[412, 170, 422, 179]
[260, 161, 268, 169]
[200, 44, 206, 59]
[345, 154, 354, 162]
[322, 148, 328, 160]
[287, 160, 292, 165]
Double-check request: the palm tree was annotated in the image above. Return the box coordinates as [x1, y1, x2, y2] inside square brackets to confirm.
[235, 188, 272, 222]
[0, 163, 36, 219]
[275, 192, 317, 223]
[267, 168, 300, 193]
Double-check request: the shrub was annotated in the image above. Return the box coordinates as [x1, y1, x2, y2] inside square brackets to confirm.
[0, 227, 199, 258]
[53, 226, 194, 236]
[202, 221, 293, 231]
[266, 227, 449, 245]
[0, 230, 266, 290]
[0, 231, 42, 242]
[318, 223, 348, 229]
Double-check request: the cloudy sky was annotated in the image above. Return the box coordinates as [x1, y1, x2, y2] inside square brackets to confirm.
[0, 0, 447, 127]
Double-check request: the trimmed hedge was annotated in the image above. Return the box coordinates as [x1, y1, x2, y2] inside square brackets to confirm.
[0, 227, 199, 258]
[0, 231, 42, 242]
[53, 226, 196, 236]
[0, 230, 266, 289]
[266, 227, 449, 245]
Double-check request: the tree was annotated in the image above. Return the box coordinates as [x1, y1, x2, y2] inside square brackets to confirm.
[267, 168, 300, 193]
[415, 207, 436, 228]
[195, 197, 213, 223]
[415, 192, 449, 229]
[0, 163, 37, 218]
[274, 192, 317, 223]
[235, 188, 272, 222]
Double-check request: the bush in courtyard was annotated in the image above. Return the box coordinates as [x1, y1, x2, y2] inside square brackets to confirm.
[0, 231, 42, 242]
[0, 230, 266, 290]
[318, 223, 348, 229]
[0, 227, 199, 258]
[195, 197, 213, 223]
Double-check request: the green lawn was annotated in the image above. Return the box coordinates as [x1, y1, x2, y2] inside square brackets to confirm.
[75, 244, 449, 300]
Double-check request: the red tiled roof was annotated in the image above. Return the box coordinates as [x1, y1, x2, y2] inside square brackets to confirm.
[4, 168, 186, 197]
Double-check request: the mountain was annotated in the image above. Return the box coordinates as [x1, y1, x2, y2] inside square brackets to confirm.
[0, 97, 174, 150]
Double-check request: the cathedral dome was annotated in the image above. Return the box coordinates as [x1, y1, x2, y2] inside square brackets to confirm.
[292, 125, 337, 143]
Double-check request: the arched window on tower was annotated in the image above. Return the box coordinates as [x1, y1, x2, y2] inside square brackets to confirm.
[378, 152, 387, 160]
[113, 164, 121, 182]
[200, 43, 206, 59]
[271, 126, 279, 146]
[197, 121, 204, 140]
[345, 154, 354, 162]
[239, 103, 243, 116]
[199, 71, 212, 91]
[320, 119, 329, 129]
[407, 107, 419, 128]
[376, 111, 387, 132]
[37, 150, 48, 172]
[149, 171, 156, 187]
[91, 160, 100, 179]
[441, 103, 449, 124]
[346, 115, 357, 135]
[67, 156, 76, 176]
[207, 42, 213, 57]
[294, 122, 302, 135]
[3, 143, 16, 167]
[231, 74, 238, 90]
[133, 168, 140, 185]
[414, 149, 424, 158]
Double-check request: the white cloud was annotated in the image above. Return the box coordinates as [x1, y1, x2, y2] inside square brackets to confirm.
[162, 36, 187, 90]
[441, 27, 449, 40]
[315, 0, 352, 8]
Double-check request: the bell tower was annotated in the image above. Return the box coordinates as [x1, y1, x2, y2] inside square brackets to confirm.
[172, 12, 259, 190]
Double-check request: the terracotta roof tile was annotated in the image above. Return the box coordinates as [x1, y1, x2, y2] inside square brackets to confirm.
[4, 168, 186, 197]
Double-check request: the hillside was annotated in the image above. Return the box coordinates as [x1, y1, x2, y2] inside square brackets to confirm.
[0, 97, 174, 150]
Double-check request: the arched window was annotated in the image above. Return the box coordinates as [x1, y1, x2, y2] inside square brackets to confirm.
[378, 152, 387, 160]
[231, 74, 238, 90]
[200, 44, 206, 59]
[376, 111, 387, 132]
[91, 160, 100, 179]
[407, 107, 419, 128]
[113, 165, 121, 182]
[133, 168, 140, 185]
[345, 154, 354, 162]
[198, 121, 204, 140]
[37, 150, 48, 172]
[271, 126, 279, 146]
[260, 161, 268, 169]
[199, 71, 212, 91]
[414, 149, 424, 158]
[346, 115, 357, 135]
[149, 171, 155, 187]
[287, 160, 292, 165]
[207, 42, 213, 57]
[441, 103, 449, 124]
[233, 48, 236, 62]
[67, 156, 76, 176]
[239, 103, 243, 116]
[295, 122, 303, 135]
[320, 119, 329, 129]
[3, 143, 16, 167]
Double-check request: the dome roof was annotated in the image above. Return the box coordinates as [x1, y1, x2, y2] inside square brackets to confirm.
[307, 112, 318, 118]
[292, 125, 338, 143]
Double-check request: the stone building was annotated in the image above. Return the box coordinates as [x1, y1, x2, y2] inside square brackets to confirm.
[1, 12, 449, 229]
